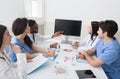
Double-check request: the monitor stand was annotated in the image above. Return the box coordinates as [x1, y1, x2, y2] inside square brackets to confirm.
[61, 35, 72, 44]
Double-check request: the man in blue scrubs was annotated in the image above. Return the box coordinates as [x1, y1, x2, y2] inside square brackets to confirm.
[78, 20, 120, 79]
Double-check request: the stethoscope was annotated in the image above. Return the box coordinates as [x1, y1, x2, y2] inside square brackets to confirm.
[88, 36, 97, 46]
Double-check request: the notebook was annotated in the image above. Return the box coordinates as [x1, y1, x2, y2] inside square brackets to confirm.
[27, 54, 48, 74]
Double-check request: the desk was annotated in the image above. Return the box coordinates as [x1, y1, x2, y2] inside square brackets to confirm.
[27, 39, 108, 79]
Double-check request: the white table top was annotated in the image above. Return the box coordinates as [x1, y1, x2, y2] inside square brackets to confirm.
[27, 40, 108, 79]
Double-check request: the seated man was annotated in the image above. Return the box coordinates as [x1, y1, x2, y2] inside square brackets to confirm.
[77, 20, 120, 79]
[28, 19, 62, 48]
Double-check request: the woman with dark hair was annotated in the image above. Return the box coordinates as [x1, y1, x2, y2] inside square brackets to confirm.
[72, 21, 99, 49]
[0, 25, 27, 79]
[77, 20, 120, 79]
[9, 18, 55, 63]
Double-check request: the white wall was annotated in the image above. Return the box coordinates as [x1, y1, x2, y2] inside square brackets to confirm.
[45, 0, 120, 39]
[0, 0, 24, 27]
[0, 0, 45, 35]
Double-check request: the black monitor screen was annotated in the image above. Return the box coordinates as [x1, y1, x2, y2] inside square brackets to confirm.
[54, 19, 82, 37]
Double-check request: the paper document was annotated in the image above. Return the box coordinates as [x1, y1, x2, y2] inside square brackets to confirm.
[76, 59, 88, 63]
[27, 54, 48, 74]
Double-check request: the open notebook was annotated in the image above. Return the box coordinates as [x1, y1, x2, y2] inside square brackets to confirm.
[27, 54, 48, 74]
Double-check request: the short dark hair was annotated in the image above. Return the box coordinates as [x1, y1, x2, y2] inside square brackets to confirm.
[12, 18, 33, 48]
[99, 20, 118, 38]
[28, 19, 38, 34]
[91, 21, 99, 40]
[28, 19, 36, 27]
[0, 25, 7, 48]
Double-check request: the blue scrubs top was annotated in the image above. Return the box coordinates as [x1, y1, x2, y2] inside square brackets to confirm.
[9, 36, 34, 62]
[94, 38, 120, 79]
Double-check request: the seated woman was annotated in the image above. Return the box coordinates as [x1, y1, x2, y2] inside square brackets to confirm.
[72, 21, 99, 76]
[72, 21, 99, 49]
[9, 18, 55, 63]
[0, 25, 27, 79]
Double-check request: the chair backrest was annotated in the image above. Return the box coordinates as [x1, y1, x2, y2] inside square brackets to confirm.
[115, 30, 120, 44]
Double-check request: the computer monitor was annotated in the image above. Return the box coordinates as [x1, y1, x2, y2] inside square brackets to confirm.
[54, 19, 82, 44]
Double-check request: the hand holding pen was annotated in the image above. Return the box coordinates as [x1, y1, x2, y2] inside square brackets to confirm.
[10, 44, 21, 54]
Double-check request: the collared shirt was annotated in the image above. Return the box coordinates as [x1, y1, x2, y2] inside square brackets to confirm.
[94, 38, 120, 79]
[79, 34, 99, 49]
[9, 36, 34, 62]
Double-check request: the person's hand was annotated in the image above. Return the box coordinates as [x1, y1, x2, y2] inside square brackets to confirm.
[50, 43, 58, 48]
[26, 53, 36, 59]
[79, 50, 88, 59]
[11, 44, 21, 54]
[76, 52, 85, 59]
[71, 41, 79, 49]
[45, 50, 55, 57]
[52, 31, 63, 38]
[27, 59, 32, 63]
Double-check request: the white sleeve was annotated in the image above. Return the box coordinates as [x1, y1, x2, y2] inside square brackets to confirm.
[91, 36, 99, 48]
[79, 35, 90, 46]
[0, 53, 27, 79]
[28, 33, 52, 41]
[39, 34, 51, 40]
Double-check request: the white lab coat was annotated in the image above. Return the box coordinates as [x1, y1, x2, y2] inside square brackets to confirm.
[28, 33, 51, 45]
[0, 52, 27, 79]
[79, 34, 99, 49]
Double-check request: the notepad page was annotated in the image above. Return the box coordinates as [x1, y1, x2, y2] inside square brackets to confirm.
[27, 54, 48, 74]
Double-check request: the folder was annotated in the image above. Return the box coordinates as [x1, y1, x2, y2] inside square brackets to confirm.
[27, 54, 48, 74]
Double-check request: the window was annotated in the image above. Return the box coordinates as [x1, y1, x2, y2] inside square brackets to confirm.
[24, 0, 43, 18]
[31, 0, 38, 17]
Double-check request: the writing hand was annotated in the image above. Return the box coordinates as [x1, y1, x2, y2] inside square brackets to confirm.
[11, 44, 21, 54]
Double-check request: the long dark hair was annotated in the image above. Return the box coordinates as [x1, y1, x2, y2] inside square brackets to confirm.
[12, 18, 33, 48]
[0, 25, 7, 48]
[91, 21, 99, 40]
